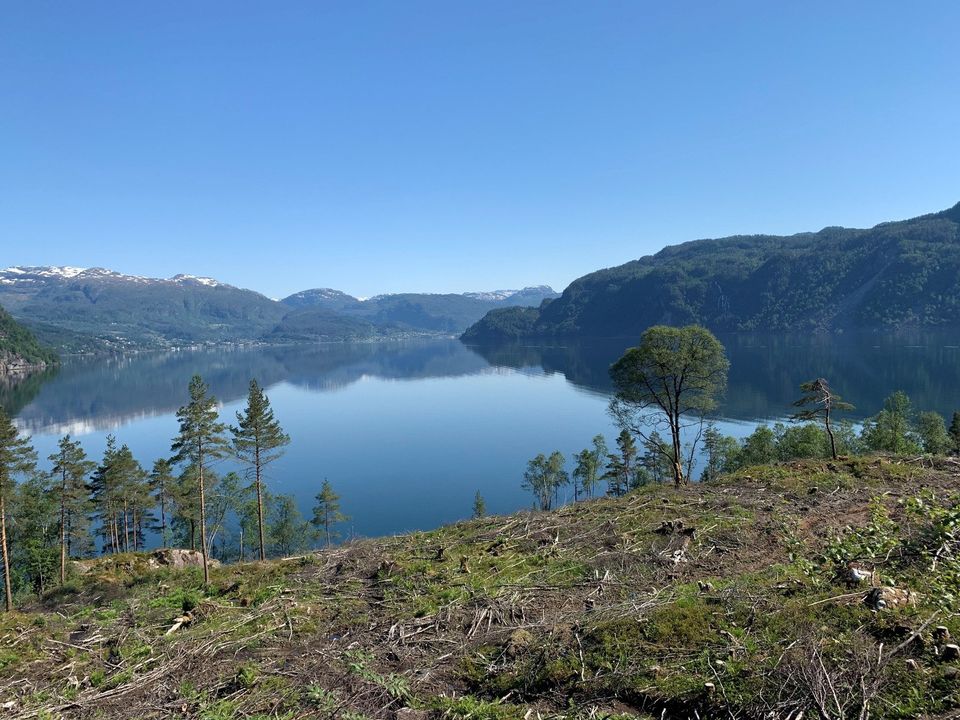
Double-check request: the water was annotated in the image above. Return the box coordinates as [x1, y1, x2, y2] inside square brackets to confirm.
[5, 332, 960, 541]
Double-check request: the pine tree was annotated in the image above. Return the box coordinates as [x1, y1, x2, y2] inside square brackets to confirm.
[311, 479, 348, 547]
[171, 375, 231, 584]
[89, 436, 121, 554]
[949, 411, 960, 455]
[149, 459, 175, 548]
[603, 430, 637, 497]
[0, 406, 37, 611]
[791, 378, 854, 460]
[472, 490, 486, 519]
[231, 380, 290, 561]
[48, 435, 95, 584]
[11, 475, 58, 597]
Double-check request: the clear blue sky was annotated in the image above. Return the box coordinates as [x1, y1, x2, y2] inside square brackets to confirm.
[2, 2, 958, 299]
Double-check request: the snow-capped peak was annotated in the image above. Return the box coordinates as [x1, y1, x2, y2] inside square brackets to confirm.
[171, 274, 223, 288]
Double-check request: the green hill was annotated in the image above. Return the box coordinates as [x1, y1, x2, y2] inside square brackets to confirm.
[6, 458, 960, 718]
[464, 202, 960, 341]
[0, 304, 58, 372]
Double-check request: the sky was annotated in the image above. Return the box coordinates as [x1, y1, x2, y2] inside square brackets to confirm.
[2, 2, 959, 299]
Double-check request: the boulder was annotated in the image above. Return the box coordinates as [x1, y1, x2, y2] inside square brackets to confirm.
[151, 549, 221, 570]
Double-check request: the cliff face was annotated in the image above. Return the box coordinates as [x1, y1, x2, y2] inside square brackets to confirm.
[0, 305, 58, 374]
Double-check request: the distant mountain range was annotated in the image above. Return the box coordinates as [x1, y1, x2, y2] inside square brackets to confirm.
[0, 266, 557, 351]
[463, 201, 960, 341]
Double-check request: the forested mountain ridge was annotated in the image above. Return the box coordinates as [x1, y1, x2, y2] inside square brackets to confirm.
[0, 304, 58, 372]
[463, 202, 960, 340]
[0, 267, 557, 349]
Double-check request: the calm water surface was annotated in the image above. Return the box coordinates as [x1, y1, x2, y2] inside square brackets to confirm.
[5, 333, 960, 541]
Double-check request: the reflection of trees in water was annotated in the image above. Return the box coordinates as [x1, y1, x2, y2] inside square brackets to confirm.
[12, 341, 491, 433]
[468, 332, 960, 421]
[0, 366, 60, 417]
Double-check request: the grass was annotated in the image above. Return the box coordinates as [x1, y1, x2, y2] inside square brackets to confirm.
[4, 456, 960, 718]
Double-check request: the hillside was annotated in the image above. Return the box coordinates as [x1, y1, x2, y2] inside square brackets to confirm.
[6, 458, 960, 719]
[281, 286, 559, 335]
[463, 203, 960, 341]
[0, 304, 58, 373]
[0, 268, 557, 350]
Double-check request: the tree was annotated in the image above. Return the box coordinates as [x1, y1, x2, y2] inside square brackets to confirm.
[149, 459, 175, 548]
[700, 425, 740, 481]
[171, 375, 231, 583]
[739, 425, 778, 466]
[472, 490, 486, 518]
[311, 479, 348, 547]
[609, 325, 729, 486]
[0, 406, 37, 611]
[48, 435, 95, 584]
[10, 475, 57, 597]
[861, 391, 920, 455]
[231, 380, 290, 561]
[269, 494, 311, 557]
[950, 412, 960, 455]
[522, 452, 568, 511]
[90, 441, 148, 554]
[917, 411, 951, 455]
[790, 378, 854, 460]
[603, 429, 638, 497]
[640, 431, 673, 485]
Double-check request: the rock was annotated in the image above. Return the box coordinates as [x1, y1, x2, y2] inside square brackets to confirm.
[846, 564, 872, 585]
[151, 549, 221, 570]
[941, 644, 960, 661]
[865, 587, 917, 610]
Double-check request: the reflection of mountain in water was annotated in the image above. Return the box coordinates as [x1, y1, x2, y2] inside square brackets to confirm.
[12, 333, 960, 434]
[467, 331, 960, 421]
[13, 341, 492, 433]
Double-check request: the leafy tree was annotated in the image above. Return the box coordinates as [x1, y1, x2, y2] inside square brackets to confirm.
[861, 391, 920, 455]
[269, 494, 311, 557]
[604, 430, 638, 497]
[472, 490, 486, 519]
[774, 422, 829, 461]
[149, 459, 175, 548]
[700, 425, 740, 481]
[609, 325, 728, 486]
[0, 406, 37, 611]
[10, 475, 57, 597]
[207, 471, 244, 559]
[523, 452, 568, 510]
[950, 411, 960, 455]
[231, 380, 290, 561]
[312, 479, 349, 547]
[48, 435, 95, 584]
[739, 426, 778, 467]
[790, 378, 854, 459]
[917, 411, 951, 455]
[171, 375, 231, 583]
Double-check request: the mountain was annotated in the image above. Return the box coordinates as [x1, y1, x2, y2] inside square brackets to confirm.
[280, 285, 558, 334]
[0, 304, 58, 373]
[0, 267, 557, 350]
[0, 266, 287, 349]
[463, 202, 960, 341]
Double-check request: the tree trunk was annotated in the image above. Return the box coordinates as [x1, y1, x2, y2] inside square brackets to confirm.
[255, 444, 265, 562]
[60, 477, 67, 585]
[160, 491, 167, 548]
[671, 415, 685, 486]
[198, 442, 209, 584]
[1, 494, 12, 612]
[825, 410, 838, 460]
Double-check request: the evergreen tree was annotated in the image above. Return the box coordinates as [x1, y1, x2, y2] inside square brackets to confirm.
[48, 435, 95, 583]
[91, 442, 148, 554]
[603, 430, 637, 497]
[0, 406, 37, 611]
[171, 375, 231, 583]
[790, 378, 854, 460]
[149, 459, 175, 548]
[269, 494, 311, 557]
[640, 431, 673, 485]
[950, 412, 960, 455]
[231, 380, 290, 561]
[89, 436, 120, 554]
[472, 490, 486, 518]
[700, 425, 740, 481]
[311, 479, 348, 547]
